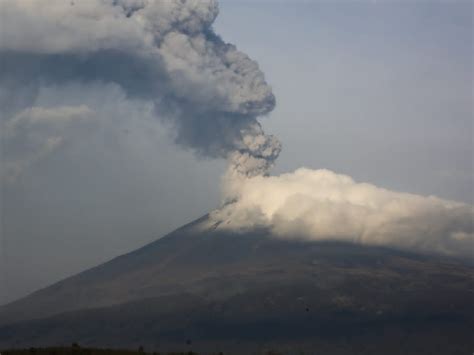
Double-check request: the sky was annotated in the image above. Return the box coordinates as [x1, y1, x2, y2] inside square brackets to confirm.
[1, 0, 472, 305]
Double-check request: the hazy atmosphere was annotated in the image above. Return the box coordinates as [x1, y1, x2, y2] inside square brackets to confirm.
[1, 0, 472, 307]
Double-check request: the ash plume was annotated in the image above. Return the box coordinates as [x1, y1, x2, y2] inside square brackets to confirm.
[0, 0, 279, 179]
[1, 0, 472, 259]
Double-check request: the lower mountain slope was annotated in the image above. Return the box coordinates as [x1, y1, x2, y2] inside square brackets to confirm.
[0, 215, 473, 354]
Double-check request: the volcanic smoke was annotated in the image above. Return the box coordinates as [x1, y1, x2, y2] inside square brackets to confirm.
[1, 0, 472, 257]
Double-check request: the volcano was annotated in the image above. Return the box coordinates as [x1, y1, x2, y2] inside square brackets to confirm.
[0, 215, 473, 354]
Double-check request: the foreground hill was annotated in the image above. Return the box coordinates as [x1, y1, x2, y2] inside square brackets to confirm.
[0, 216, 473, 354]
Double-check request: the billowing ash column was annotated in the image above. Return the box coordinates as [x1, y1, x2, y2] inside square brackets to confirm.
[0, 0, 280, 180]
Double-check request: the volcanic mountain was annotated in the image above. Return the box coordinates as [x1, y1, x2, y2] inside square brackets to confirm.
[0, 215, 473, 354]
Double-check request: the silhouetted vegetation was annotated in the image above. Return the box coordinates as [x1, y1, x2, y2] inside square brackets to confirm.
[1, 347, 207, 355]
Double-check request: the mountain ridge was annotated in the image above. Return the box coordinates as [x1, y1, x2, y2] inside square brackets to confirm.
[1, 214, 473, 353]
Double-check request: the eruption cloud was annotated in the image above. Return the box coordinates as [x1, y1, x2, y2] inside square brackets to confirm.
[209, 169, 474, 258]
[0, 0, 280, 179]
[1, 0, 472, 258]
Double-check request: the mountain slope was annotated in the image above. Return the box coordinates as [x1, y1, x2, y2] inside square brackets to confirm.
[0, 215, 473, 353]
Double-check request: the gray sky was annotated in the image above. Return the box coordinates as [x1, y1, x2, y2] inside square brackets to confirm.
[216, 1, 473, 201]
[1, 0, 472, 305]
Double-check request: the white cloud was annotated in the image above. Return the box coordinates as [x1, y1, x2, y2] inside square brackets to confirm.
[2, 105, 95, 182]
[210, 168, 474, 257]
[1, 82, 156, 182]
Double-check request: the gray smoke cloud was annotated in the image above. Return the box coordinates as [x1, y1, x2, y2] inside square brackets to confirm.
[0, 0, 280, 181]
